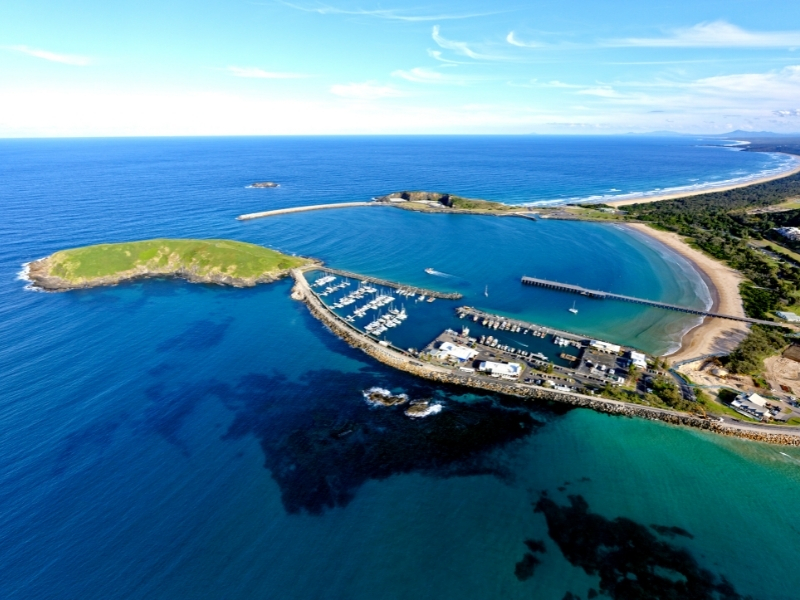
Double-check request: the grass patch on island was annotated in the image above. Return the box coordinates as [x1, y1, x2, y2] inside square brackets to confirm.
[47, 238, 309, 282]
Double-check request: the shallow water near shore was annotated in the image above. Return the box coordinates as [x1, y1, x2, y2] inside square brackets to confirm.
[2, 137, 800, 599]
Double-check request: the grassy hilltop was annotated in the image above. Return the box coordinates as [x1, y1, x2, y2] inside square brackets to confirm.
[29, 239, 310, 290]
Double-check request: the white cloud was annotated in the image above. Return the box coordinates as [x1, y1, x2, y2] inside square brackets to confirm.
[432, 25, 501, 60]
[506, 32, 543, 48]
[611, 21, 800, 48]
[775, 109, 800, 117]
[277, 2, 498, 22]
[544, 80, 582, 88]
[577, 86, 625, 98]
[392, 67, 473, 85]
[227, 66, 308, 79]
[329, 82, 404, 100]
[6, 45, 90, 66]
[427, 49, 464, 64]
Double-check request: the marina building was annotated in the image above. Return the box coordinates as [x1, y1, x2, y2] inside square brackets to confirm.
[435, 341, 478, 363]
[627, 350, 647, 369]
[478, 361, 522, 378]
[590, 340, 622, 354]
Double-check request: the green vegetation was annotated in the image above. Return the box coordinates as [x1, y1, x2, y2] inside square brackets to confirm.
[43, 238, 308, 284]
[598, 375, 697, 413]
[624, 172, 800, 319]
[445, 195, 518, 212]
[724, 325, 787, 375]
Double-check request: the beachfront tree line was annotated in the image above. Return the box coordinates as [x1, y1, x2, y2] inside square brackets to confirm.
[625, 171, 800, 375]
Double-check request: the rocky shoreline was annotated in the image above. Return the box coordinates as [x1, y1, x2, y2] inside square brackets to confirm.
[291, 269, 800, 447]
[25, 256, 316, 291]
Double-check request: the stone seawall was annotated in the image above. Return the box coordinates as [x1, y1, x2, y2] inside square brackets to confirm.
[290, 270, 800, 447]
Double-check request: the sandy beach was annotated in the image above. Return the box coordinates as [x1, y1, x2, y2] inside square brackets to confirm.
[607, 154, 800, 208]
[624, 223, 750, 363]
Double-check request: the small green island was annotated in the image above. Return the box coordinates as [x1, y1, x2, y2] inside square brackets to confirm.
[27, 238, 312, 291]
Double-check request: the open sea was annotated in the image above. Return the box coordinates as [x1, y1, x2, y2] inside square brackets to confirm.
[2, 136, 800, 599]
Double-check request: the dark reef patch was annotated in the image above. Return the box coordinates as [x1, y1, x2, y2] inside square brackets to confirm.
[531, 494, 752, 600]
[515, 538, 547, 581]
[650, 524, 694, 539]
[216, 365, 548, 514]
[156, 317, 233, 352]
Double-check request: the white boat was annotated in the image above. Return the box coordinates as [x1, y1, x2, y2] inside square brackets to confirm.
[484, 285, 489, 297]
[569, 301, 578, 314]
[424, 268, 435, 275]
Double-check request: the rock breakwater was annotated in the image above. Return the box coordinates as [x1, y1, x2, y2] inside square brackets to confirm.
[291, 269, 800, 446]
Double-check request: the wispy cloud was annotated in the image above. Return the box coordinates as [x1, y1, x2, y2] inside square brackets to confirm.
[506, 32, 544, 48]
[330, 82, 405, 100]
[392, 67, 474, 84]
[6, 45, 90, 66]
[227, 66, 308, 79]
[610, 21, 800, 48]
[276, 1, 499, 22]
[427, 49, 464, 64]
[775, 109, 800, 117]
[432, 25, 503, 60]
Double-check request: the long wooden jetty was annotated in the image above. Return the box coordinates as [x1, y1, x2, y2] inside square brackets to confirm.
[521, 275, 784, 327]
[315, 266, 462, 299]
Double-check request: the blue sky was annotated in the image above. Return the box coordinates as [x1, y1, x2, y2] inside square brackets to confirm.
[2, 0, 800, 136]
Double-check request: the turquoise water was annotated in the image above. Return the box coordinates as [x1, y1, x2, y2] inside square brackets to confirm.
[2, 137, 799, 599]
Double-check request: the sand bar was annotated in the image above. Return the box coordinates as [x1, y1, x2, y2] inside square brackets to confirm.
[607, 155, 800, 208]
[623, 223, 751, 363]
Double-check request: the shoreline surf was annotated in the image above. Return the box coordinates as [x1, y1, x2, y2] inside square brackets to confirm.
[622, 223, 750, 363]
[604, 153, 800, 208]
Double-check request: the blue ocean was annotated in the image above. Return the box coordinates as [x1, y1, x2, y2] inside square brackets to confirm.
[2, 136, 799, 599]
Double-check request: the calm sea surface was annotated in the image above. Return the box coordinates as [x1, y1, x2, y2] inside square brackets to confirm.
[1, 137, 799, 599]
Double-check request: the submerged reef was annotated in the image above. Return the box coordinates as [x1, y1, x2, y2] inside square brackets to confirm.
[523, 493, 751, 600]
[218, 366, 545, 514]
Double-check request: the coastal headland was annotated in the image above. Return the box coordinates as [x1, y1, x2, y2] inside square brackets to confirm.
[25, 239, 313, 291]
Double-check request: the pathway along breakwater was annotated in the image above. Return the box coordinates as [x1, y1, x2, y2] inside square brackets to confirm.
[313, 266, 462, 299]
[521, 275, 783, 327]
[290, 269, 800, 446]
[237, 202, 375, 221]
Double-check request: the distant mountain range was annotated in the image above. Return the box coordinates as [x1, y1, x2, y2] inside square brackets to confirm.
[627, 130, 800, 138]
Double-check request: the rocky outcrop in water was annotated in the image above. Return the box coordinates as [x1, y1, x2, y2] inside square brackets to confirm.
[250, 181, 279, 188]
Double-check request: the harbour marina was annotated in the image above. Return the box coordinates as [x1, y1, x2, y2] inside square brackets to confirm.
[304, 268, 457, 343]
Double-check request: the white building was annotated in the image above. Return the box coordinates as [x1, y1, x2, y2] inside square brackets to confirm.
[776, 311, 800, 323]
[737, 392, 768, 407]
[774, 227, 800, 241]
[590, 340, 621, 354]
[627, 351, 647, 369]
[435, 341, 478, 363]
[479, 361, 522, 377]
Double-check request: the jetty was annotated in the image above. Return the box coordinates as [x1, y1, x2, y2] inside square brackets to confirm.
[237, 202, 376, 221]
[313, 266, 462, 299]
[289, 268, 800, 446]
[521, 276, 785, 327]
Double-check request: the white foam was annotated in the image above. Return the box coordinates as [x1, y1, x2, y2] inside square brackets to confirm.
[522, 153, 800, 207]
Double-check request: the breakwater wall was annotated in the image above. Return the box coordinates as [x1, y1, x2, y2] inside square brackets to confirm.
[290, 270, 800, 446]
[314, 266, 462, 299]
[237, 202, 375, 221]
